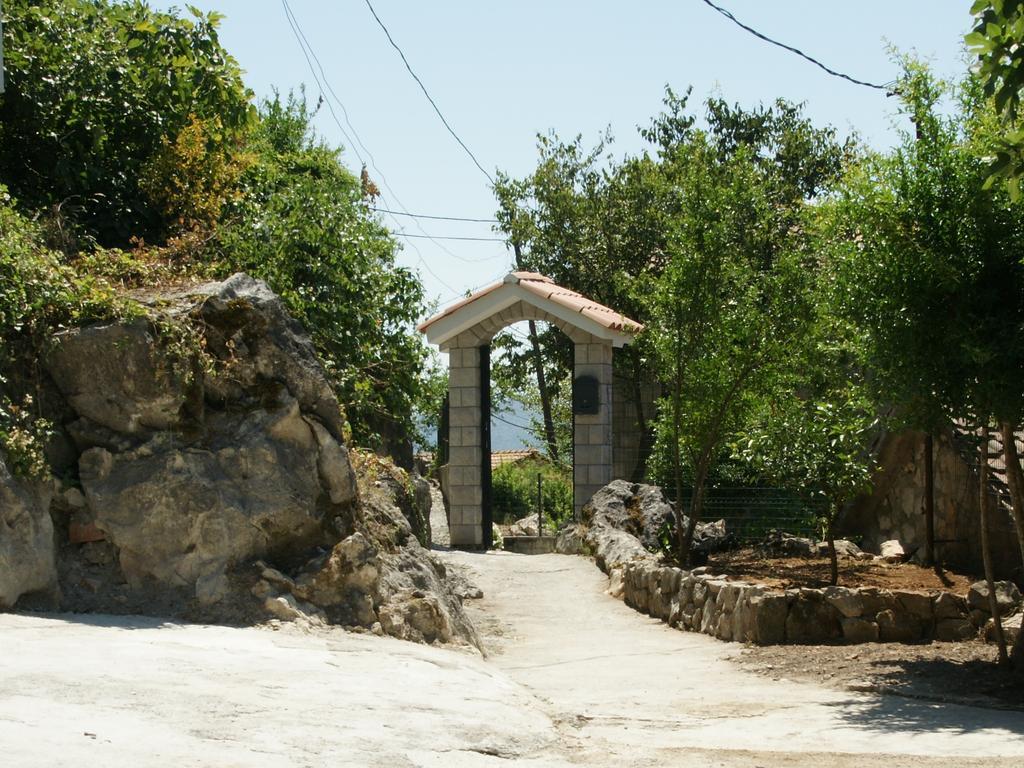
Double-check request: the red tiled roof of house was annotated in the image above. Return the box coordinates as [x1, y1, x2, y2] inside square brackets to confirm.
[491, 449, 543, 468]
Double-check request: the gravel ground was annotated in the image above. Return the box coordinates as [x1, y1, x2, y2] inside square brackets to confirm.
[429, 481, 450, 548]
[738, 638, 1024, 710]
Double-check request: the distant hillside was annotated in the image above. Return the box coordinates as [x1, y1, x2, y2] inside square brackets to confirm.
[491, 399, 542, 452]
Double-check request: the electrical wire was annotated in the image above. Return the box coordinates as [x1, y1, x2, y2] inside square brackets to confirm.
[281, 3, 363, 165]
[281, 0, 507, 285]
[363, 0, 495, 184]
[395, 233, 507, 242]
[435, 267, 513, 305]
[370, 207, 499, 224]
[699, 0, 894, 92]
[491, 411, 571, 436]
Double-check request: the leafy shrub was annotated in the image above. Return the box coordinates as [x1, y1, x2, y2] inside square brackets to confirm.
[215, 94, 428, 448]
[140, 114, 253, 236]
[0, 186, 135, 477]
[0, 1, 435, 458]
[0, 389, 52, 480]
[491, 456, 573, 529]
[0, 0, 254, 246]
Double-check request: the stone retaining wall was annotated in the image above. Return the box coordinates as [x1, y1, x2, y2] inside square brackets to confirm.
[617, 560, 978, 645]
[565, 480, 1009, 646]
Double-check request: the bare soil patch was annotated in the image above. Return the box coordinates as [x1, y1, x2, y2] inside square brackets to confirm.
[709, 548, 978, 593]
[738, 638, 1024, 710]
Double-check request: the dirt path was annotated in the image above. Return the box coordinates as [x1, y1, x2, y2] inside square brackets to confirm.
[4, 548, 1024, 766]
[445, 549, 1024, 767]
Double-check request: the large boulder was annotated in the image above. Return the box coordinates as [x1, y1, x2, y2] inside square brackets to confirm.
[189, 273, 346, 440]
[968, 580, 1022, 617]
[78, 396, 339, 604]
[59, 276, 363, 608]
[583, 480, 671, 550]
[555, 523, 588, 555]
[0, 457, 57, 608]
[508, 514, 556, 538]
[580, 480, 733, 560]
[10, 272, 478, 648]
[46, 319, 186, 436]
[757, 531, 817, 558]
[285, 475, 479, 648]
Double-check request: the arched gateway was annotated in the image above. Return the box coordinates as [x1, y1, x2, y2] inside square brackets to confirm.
[418, 272, 642, 549]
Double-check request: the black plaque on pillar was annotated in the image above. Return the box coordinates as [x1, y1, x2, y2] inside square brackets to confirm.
[572, 375, 600, 415]
[479, 344, 493, 550]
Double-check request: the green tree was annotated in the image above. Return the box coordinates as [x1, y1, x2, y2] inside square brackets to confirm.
[494, 90, 848, 486]
[830, 58, 1024, 662]
[0, 184, 133, 476]
[0, 0, 254, 245]
[215, 93, 429, 453]
[735, 298, 877, 586]
[967, 0, 1024, 195]
[646, 132, 813, 566]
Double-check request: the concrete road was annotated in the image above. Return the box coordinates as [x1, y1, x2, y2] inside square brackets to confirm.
[0, 613, 557, 768]
[2, 549, 1024, 766]
[448, 550, 1024, 768]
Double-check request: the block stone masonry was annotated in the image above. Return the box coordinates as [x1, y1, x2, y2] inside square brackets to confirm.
[445, 328, 615, 548]
[419, 272, 643, 550]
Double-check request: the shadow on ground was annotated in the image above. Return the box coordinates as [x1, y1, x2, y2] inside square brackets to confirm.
[864, 655, 1024, 711]
[11, 611, 189, 632]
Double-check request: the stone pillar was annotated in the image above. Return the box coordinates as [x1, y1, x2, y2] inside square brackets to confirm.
[573, 337, 613, 517]
[447, 344, 484, 548]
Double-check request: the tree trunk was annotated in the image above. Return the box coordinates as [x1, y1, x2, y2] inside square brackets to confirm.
[980, 424, 1010, 666]
[671, 385, 686, 565]
[1006, 423, 1024, 668]
[629, 353, 653, 483]
[680, 463, 708, 567]
[999, 421, 1024, 571]
[527, 319, 559, 462]
[826, 510, 839, 587]
[923, 433, 935, 567]
[511, 240, 559, 462]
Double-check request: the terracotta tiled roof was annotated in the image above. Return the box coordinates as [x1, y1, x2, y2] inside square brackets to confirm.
[515, 274, 643, 334]
[491, 449, 543, 468]
[417, 271, 643, 335]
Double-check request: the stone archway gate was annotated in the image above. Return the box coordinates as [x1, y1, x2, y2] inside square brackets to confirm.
[418, 272, 641, 548]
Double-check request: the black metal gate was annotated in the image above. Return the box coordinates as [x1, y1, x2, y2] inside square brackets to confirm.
[479, 344, 493, 549]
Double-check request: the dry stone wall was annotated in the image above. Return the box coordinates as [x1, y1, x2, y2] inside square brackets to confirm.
[619, 561, 984, 645]
[842, 430, 1020, 576]
[568, 480, 1012, 646]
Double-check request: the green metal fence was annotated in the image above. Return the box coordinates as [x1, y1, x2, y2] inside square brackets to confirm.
[675, 487, 824, 543]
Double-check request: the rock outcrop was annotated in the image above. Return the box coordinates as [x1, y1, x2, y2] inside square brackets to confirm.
[0, 457, 57, 608]
[2, 273, 477, 648]
[569, 480, 733, 573]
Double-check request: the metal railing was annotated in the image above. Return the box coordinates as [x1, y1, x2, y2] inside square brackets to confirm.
[674, 487, 824, 543]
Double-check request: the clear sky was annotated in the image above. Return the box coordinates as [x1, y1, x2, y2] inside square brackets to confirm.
[158, 1, 974, 316]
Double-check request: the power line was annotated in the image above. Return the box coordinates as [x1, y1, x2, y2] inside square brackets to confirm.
[395, 232, 506, 243]
[363, 0, 496, 184]
[281, 0, 504, 284]
[281, 2, 363, 165]
[435, 267, 513, 305]
[370, 207, 499, 224]
[491, 411, 570, 436]
[699, 0, 893, 92]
